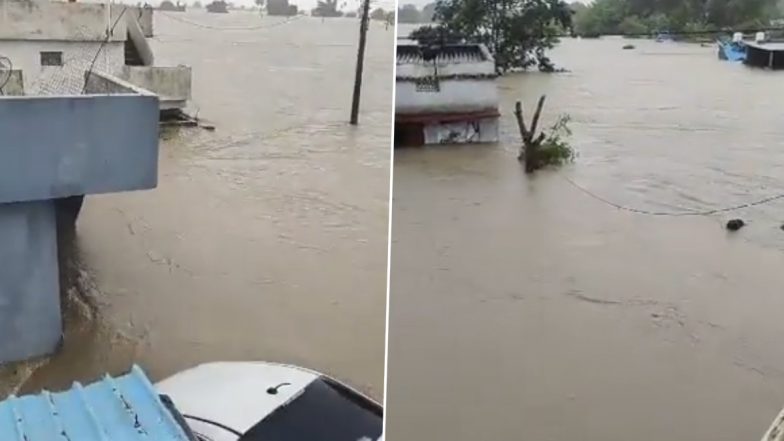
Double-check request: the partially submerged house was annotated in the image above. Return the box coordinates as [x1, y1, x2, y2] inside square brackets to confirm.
[0, 0, 190, 111]
[395, 42, 499, 146]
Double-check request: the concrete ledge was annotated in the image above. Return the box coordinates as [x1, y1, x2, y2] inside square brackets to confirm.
[84, 69, 154, 95]
[0, 92, 160, 204]
[130, 6, 155, 37]
[120, 66, 192, 110]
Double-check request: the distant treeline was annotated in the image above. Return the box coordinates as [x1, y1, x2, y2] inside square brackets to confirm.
[397, 3, 437, 24]
[572, 0, 784, 37]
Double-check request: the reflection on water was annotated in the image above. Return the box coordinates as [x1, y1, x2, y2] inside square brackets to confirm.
[388, 37, 784, 440]
[3, 12, 392, 400]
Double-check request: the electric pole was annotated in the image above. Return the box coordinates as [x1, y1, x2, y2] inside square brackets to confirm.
[350, 0, 370, 125]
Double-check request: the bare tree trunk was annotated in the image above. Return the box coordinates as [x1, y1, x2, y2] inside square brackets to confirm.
[514, 95, 548, 173]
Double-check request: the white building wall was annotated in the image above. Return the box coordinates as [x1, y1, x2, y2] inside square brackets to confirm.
[0, 0, 128, 94]
[395, 79, 499, 114]
[423, 117, 499, 145]
[0, 1, 126, 42]
[396, 59, 495, 78]
[0, 40, 124, 94]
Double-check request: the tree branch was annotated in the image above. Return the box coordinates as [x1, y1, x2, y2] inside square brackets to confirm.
[514, 100, 528, 141]
[529, 94, 546, 137]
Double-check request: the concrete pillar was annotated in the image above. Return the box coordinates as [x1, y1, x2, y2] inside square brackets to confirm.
[0, 201, 62, 362]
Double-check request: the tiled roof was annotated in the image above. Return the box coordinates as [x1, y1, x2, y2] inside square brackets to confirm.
[397, 44, 488, 64]
[0, 365, 192, 441]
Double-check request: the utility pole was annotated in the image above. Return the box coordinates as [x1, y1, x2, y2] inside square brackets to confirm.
[350, 0, 370, 125]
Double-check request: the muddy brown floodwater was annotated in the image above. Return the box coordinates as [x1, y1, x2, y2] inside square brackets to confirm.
[388, 37, 784, 440]
[1, 12, 392, 400]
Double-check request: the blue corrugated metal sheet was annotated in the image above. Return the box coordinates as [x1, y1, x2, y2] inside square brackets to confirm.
[0, 365, 192, 440]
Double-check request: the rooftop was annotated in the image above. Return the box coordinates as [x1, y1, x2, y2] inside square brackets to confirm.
[745, 41, 784, 51]
[397, 43, 490, 65]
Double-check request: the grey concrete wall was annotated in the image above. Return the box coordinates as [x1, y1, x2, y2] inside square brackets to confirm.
[126, 12, 155, 66]
[0, 0, 127, 42]
[121, 65, 191, 109]
[130, 6, 154, 37]
[0, 200, 61, 363]
[1, 69, 24, 95]
[0, 92, 160, 204]
[84, 69, 147, 95]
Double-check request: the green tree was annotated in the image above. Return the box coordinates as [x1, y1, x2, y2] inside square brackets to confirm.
[415, 0, 572, 73]
[267, 0, 296, 15]
[397, 4, 422, 23]
[573, 0, 778, 36]
[409, 25, 463, 42]
[618, 15, 649, 35]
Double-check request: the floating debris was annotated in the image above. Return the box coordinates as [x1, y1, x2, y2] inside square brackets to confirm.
[160, 109, 215, 131]
[726, 219, 745, 231]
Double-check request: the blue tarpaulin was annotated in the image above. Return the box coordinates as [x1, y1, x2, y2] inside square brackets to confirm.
[0, 365, 192, 440]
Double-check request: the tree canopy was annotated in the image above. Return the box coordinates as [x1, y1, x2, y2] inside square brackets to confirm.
[267, 0, 297, 15]
[411, 0, 572, 73]
[572, 0, 781, 37]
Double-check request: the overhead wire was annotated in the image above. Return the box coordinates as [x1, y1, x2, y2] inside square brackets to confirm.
[81, 5, 129, 93]
[562, 175, 784, 217]
[158, 10, 304, 30]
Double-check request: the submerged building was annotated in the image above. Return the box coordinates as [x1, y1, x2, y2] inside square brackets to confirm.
[395, 42, 499, 146]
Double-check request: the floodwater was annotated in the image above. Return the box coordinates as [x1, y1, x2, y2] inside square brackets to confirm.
[388, 37, 784, 440]
[1, 11, 392, 399]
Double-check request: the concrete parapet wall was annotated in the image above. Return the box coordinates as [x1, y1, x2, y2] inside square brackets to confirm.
[0, 92, 160, 204]
[121, 65, 191, 109]
[84, 69, 149, 95]
[130, 6, 154, 37]
[126, 12, 154, 66]
[0, 0, 127, 42]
